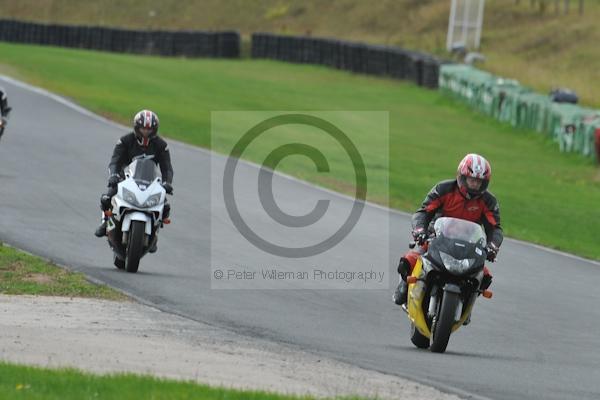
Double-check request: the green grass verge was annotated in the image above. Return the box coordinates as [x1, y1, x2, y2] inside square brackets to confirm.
[0, 243, 126, 300]
[2, 1, 600, 106]
[0, 361, 358, 400]
[0, 42, 598, 259]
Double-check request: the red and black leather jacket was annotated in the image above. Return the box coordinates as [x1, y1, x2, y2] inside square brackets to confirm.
[412, 179, 503, 248]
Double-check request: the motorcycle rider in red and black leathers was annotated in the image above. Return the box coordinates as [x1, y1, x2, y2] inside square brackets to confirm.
[393, 154, 503, 309]
[94, 110, 174, 251]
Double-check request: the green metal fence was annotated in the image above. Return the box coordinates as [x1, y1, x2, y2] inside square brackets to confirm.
[439, 64, 600, 162]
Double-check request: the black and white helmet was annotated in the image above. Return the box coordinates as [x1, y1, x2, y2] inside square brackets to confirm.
[133, 109, 159, 146]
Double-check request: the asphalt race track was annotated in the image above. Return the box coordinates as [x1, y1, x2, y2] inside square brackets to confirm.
[1, 76, 599, 400]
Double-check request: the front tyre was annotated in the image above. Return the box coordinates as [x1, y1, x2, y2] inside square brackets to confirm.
[430, 291, 460, 353]
[410, 323, 430, 349]
[125, 220, 145, 273]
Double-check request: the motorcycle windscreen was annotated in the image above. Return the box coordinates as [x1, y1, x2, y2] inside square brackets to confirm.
[427, 217, 487, 276]
[125, 158, 160, 186]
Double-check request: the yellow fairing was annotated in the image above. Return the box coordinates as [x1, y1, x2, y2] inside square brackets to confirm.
[406, 257, 431, 337]
[407, 257, 474, 336]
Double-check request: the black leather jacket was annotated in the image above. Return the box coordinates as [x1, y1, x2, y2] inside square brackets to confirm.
[108, 132, 174, 184]
[0, 89, 10, 117]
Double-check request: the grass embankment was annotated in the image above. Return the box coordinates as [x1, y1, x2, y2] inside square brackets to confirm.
[1, 0, 599, 106]
[0, 42, 598, 258]
[0, 243, 125, 299]
[0, 361, 347, 400]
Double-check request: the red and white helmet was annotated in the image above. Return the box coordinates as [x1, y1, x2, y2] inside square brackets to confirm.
[456, 153, 492, 198]
[133, 109, 159, 147]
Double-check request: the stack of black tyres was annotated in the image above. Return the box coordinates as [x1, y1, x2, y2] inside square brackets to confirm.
[0, 19, 240, 59]
[250, 32, 446, 88]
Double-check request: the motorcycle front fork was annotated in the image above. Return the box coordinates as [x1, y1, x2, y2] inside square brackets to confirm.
[428, 285, 464, 322]
[427, 286, 439, 318]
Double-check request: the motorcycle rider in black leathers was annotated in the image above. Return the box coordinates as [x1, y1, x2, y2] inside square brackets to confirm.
[94, 109, 174, 252]
[0, 87, 12, 140]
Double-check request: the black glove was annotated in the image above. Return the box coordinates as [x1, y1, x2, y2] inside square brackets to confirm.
[162, 182, 173, 195]
[486, 243, 499, 262]
[412, 227, 428, 246]
[107, 174, 120, 188]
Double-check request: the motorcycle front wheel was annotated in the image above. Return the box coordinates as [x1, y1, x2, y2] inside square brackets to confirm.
[430, 291, 460, 353]
[125, 220, 145, 273]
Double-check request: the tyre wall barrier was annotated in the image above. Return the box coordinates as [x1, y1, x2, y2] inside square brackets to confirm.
[250, 32, 447, 89]
[0, 19, 240, 58]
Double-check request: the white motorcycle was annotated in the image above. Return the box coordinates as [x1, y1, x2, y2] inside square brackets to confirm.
[105, 156, 169, 273]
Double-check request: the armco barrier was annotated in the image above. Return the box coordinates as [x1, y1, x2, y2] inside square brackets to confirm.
[0, 19, 240, 59]
[440, 63, 600, 162]
[250, 32, 446, 89]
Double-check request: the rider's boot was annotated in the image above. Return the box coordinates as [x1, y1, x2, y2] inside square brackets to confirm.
[94, 218, 107, 237]
[463, 314, 472, 326]
[95, 194, 113, 238]
[392, 257, 411, 306]
[148, 238, 158, 253]
[480, 269, 493, 291]
[393, 279, 408, 306]
[465, 269, 493, 326]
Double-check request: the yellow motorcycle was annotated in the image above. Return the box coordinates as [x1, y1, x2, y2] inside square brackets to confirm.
[404, 217, 493, 353]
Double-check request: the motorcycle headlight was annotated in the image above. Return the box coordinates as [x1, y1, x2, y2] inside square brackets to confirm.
[439, 251, 475, 274]
[142, 193, 162, 208]
[122, 188, 138, 205]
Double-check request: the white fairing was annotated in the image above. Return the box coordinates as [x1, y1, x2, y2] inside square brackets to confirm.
[110, 158, 166, 237]
[122, 212, 152, 235]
